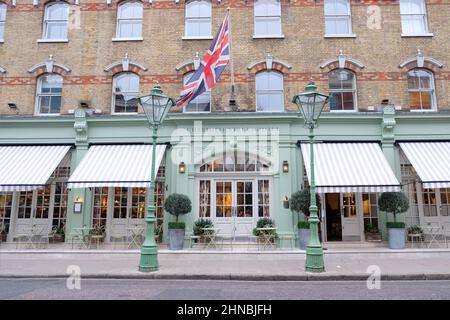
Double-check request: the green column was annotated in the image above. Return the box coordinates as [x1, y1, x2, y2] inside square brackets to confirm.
[305, 127, 325, 272]
[139, 128, 158, 272]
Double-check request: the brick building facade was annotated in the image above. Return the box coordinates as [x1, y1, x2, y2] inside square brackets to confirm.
[0, 0, 449, 248]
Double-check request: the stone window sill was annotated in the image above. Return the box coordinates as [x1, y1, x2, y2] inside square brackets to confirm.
[182, 36, 214, 40]
[112, 37, 144, 42]
[401, 33, 434, 38]
[253, 35, 285, 39]
[37, 39, 69, 43]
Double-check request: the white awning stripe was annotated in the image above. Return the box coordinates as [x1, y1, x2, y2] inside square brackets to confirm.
[67, 144, 166, 188]
[0, 145, 71, 192]
[399, 142, 450, 189]
[301, 143, 401, 193]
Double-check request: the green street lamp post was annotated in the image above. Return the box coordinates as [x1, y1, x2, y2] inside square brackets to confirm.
[137, 83, 175, 272]
[292, 80, 329, 273]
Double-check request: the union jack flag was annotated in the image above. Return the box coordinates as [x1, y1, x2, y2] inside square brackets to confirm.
[176, 13, 230, 108]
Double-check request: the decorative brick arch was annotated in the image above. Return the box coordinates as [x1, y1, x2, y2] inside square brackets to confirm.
[320, 50, 365, 73]
[247, 54, 292, 74]
[104, 53, 148, 75]
[399, 49, 444, 73]
[27, 55, 71, 77]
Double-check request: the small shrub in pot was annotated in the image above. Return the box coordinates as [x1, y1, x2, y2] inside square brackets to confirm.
[164, 193, 191, 250]
[290, 189, 321, 249]
[378, 192, 409, 249]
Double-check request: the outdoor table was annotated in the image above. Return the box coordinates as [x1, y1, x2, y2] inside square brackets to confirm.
[70, 227, 93, 249]
[256, 227, 277, 250]
[422, 226, 443, 248]
[126, 226, 145, 249]
[201, 227, 220, 249]
[18, 226, 45, 249]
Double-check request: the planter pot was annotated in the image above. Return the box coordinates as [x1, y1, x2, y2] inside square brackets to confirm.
[168, 228, 185, 250]
[388, 228, 406, 249]
[298, 228, 311, 250]
[365, 232, 381, 242]
[53, 234, 65, 243]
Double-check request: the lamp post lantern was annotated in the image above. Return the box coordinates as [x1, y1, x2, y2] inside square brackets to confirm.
[292, 80, 329, 273]
[137, 83, 174, 272]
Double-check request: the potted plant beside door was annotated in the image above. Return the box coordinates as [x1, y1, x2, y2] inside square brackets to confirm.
[290, 189, 321, 250]
[164, 193, 191, 250]
[378, 192, 409, 249]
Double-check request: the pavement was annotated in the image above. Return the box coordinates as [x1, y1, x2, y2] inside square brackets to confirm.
[1, 248, 450, 281]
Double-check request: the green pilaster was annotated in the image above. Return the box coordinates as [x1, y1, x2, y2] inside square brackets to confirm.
[66, 109, 91, 241]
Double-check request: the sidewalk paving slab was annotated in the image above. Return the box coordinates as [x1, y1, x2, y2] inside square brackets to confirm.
[1, 250, 450, 281]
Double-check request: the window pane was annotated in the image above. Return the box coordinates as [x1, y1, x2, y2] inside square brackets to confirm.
[47, 4, 69, 20]
[47, 22, 68, 39]
[119, 20, 142, 38]
[419, 92, 432, 109]
[186, 1, 211, 18]
[0, 5, 6, 21]
[50, 96, 62, 113]
[39, 96, 51, 113]
[0, 22, 4, 40]
[119, 2, 143, 19]
[329, 92, 343, 110]
[334, 17, 350, 34]
[342, 92, 354, 110]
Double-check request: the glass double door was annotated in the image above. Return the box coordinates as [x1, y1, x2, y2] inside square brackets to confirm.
[213, 180, 256, 237]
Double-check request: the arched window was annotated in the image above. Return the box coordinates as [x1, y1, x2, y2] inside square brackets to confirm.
[185, 0, 212, 38]
[35, 74, 63, 115]
[255, 71, 284, 112]
[0, 3, 6, 41]
[407, 69, 436, 111]
[254, 0, 282, 37]
[328, 69, 357, 111]
[324, 0, 352, 35]
[43, 2, 69, 40]
[183, 72, 211, 112]
[112, 73, 140, 113]
[400, 0, 429, 35]
[116, 1, 143, 39]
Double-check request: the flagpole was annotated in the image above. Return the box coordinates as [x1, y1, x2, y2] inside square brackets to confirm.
[227, 7, 236, 107]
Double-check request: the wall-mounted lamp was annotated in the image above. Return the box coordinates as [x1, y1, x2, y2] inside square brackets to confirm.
[179, 162, 186, 174]
[282, 160, 289, 173]
[74, 196, 83, 213]
[283, 196, 290, 209]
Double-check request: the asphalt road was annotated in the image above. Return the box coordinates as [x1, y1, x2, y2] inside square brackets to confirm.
[0, 278, 449, 300]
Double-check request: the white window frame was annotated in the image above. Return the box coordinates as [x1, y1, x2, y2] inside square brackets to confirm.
[400, 0, 432, 37]
[324, 0, 354, 37]
[183, 72, 211, 113]
[42, 2, 69, 41]
[35, 74, 63, 116]
[0, 3, 6, 42]
[328, 69, 358, 112]
[407, 68, 437, 112]
[114, 1, 144, 41]
[112, 72, 140, 115]
[255, 71, 284, 113]
[253, 0, 283, 38]
[184, 0, 212, 39]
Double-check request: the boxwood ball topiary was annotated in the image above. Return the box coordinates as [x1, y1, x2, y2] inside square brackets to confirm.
[378, 192, 409, 223]
[164, 193, 192, 222]
[290, 189, 321, 216]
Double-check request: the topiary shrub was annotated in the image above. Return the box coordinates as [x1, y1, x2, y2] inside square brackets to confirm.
[193, 218, 213, 236]
[378, 192, 409, 228]
[164, 193, 192, 230]
[297, 221, 310, 229]
[290, 188, 321, 217]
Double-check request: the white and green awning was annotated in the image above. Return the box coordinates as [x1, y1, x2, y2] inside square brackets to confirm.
[301, 142, 401, 193]
[0, 145, 71, 191]
[67, 144, 166, 188]
[399, 142, 450, 189]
